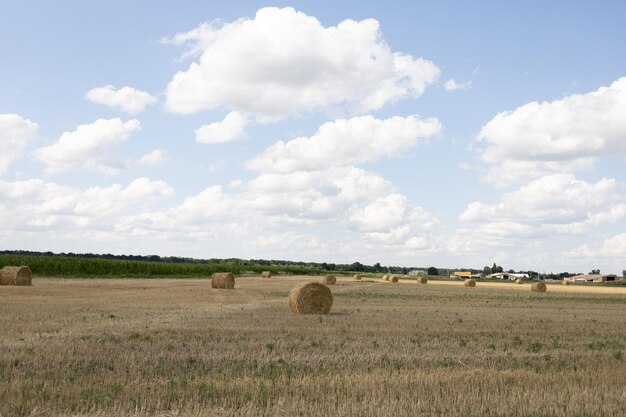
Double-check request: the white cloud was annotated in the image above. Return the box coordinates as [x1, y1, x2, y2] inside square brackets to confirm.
[459, 174, 626, 236]
[246, 115, 442, 173]
[443, 78, 472, 91]
[137, 149, 167, 167]
[195, 111, 250, 144]
[476, 76, 626, 186]
[34, 118, 141, 174]
[0, 114, 38, 175]
[164, 7, 439, 120]
[85, 85, 157, 115]
[0, 177, 174, 230]
[564, 233, 626, 259]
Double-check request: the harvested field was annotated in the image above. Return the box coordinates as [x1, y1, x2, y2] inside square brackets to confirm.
[1, 275, 625, 417]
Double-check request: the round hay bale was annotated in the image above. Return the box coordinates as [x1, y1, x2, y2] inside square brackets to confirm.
[515, 278, 524, 284]
[464, 279, 476, 288]
[323, 275, 336, 285]
[0, 266, 32, 286]
[261, 271, 271, 279]
[531, 282, 547, 292]
[390, 275, 398, 283]
[211, 272, 235, 289]
[353, 274, 362, 281]
[418, 277, 428, 284]
[382, 274, 389, 281]
[562, 280, 570, 285]
[288, 282, 333, 314]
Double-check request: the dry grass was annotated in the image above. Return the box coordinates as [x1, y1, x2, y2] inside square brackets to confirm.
[1, 276, 626, 417]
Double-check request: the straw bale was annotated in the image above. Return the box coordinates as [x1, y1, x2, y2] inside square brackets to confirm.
[288, 282, 333, 314]
[0, 266, 32, 286]
[211, 272, 235, 289]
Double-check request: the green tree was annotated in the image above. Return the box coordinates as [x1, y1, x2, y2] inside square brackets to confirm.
[427, 266, 438, 276]
[483, 266, 491, 275]
[491, 263, 497, 274]
[590, 269, 600, 275]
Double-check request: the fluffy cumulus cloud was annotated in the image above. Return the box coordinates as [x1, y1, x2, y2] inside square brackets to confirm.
[195, 111, 250, 144]
[0, 114, 38, 175]
[164, 7, 439, 120]
[85, 85, 157, 114]
[137, 149, 167, 167]
[476, 77, 626, 186]
[34, 118, 141, 174]
[443, 78, 472, 91]
[459, 173, 626, 238]
[0, 177, 174, 230]
[564, 233, 626, 258]
[247, 115, 442, 173]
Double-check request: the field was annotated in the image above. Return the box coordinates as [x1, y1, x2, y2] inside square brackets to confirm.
[1, 276, 626, 417]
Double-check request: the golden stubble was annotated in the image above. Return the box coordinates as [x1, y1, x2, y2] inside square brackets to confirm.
[1, 276, 625, 417]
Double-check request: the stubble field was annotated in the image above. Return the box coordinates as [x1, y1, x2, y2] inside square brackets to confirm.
[1, 276, 625, 417]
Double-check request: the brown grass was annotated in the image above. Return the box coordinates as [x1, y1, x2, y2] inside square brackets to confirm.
[1, 276, 625, 417]
[464, 279, 476, 287]
[211, 272, 235, 289]
[288, 282, 333, 314]
[0, 265, 32, 286]
[531, 282, 547, 292]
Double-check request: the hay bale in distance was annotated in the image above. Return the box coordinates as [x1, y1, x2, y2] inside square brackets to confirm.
[390, 275, 398, 283]
[0, 266, 32, 286]
[464, 279, 476, 288]
[353, 274, 362, 281]
[531, 282, 547, 292]
[515, 278, 524, 284]
[323, 275, 336, 285]
[418, 277, 428, 284]
[211, 272, 235, 289]
[261, 271, 271, 279]
[288, 282, 333, 314]
[382, 274, 389, 281]
[562, 280, 570, 285]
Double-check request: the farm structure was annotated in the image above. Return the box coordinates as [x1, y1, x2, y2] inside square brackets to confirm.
[564, 274, 621, 283]
[485, 272, 529, 280]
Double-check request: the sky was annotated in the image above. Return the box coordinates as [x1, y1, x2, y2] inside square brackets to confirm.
[1, 1, 626, 274]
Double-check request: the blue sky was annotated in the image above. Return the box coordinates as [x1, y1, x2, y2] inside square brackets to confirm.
[1, 1, 626, 274]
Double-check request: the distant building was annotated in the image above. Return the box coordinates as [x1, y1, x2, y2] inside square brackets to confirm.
[486, 272, 529, 280]
[408, 269, 427, 276]
[564, 274, 621, 283]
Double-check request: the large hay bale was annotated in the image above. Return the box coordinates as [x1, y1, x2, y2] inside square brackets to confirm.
[353, 274, 362, 281]
[323, 275, 336, 285]
[531, 282, 547, 292]
[382, 274, 389, 281]
[464, 279, 476, 288]
[261, 271, 271, 279]
[211, 272, 235, 289]
[562, 280, 570, 285]
[288, 282, 333, 314]
[390, 275, 398, 283]
[0, 266, 32, 286]
[515, 278, 524, 284]
[418, 277, 428, 284]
